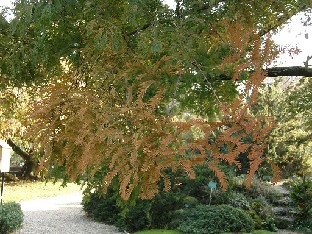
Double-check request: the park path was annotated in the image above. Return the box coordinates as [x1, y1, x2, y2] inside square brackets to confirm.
[13, 192, 125, 234]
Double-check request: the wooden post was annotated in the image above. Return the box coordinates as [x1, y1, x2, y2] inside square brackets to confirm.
[1, 172, 4, 205]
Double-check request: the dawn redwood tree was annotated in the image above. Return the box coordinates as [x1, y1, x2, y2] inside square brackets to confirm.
[0, 0, 311, 199]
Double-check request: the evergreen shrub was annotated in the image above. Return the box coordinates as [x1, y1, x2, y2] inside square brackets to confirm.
[173, 204, 254, 234]
[83, 187, 185, 232]
[0, 202, 23, 234]
[290, 178, 312, 231]
[249, 197, 276, 231]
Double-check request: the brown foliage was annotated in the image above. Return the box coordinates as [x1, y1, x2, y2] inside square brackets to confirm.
[26, 21, 280, 200]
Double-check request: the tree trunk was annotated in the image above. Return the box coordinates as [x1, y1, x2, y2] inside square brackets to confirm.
[6, 138, 35, 179]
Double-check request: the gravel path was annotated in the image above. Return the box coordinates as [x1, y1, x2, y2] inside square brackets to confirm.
[13, 193, 125, 234]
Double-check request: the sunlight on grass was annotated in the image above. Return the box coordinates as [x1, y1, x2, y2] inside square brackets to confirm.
[4, 181, 82, 202]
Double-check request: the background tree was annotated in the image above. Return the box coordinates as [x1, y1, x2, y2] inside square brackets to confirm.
[253, 78, 311, 178]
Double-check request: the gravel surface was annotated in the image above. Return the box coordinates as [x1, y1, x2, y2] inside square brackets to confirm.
[13, 193, 125, 234]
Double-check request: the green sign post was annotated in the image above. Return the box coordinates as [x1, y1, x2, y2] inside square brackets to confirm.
[208, 181, 217, 206]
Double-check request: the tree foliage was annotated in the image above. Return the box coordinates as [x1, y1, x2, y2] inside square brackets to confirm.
[0, 0, 311, 199]
[253, 78, 312, 178]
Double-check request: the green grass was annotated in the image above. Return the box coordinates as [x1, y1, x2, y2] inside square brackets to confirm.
[134, 230, 276, 234]
[251, 231, 277, 234]
[223, 230, 277, 234]
[4, 181, 82, 202]
[134, 230, 181, 234]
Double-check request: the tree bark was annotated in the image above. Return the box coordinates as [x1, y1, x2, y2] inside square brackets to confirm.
[196, 66, 312, 81]
[6, 138, 35, 178]
[266, 66, 312, 77]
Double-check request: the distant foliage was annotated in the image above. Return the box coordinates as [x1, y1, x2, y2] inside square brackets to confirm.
[0, 202, 23, 234]
[253, 79, 312, 178]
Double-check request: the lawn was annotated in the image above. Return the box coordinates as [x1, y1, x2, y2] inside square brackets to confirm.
[134, 230, 181, 234]
[134, 230, 277, 234]
[3, 180, 82, 202]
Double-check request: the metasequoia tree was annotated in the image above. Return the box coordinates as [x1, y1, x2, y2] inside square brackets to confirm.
[1, 0, 312, 199]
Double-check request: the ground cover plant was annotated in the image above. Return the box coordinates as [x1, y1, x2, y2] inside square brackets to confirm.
[173, 204, 255, 234]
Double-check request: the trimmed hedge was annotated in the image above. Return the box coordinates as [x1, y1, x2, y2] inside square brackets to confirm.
[173, 204, 255, 234]
[0, 202, 23, 234]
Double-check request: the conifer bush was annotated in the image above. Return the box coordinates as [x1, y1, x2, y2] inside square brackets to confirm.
[290, 178, 312, 231]
[173, 204, 254, 234]
[0, 202, 23, 234]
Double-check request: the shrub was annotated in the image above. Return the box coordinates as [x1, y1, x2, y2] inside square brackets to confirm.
[173, 204, 254, 234]
[228, 192, 250, 210]
[83, 189, 121, 225]
[83, 186, 185, 232]
[290, 178, 312, 231]
[234, 177, 282, 204]
[120, 199, 153, 231]
[149, 192, 185, 229]
[0, 202, 23, 234]
[249, 197, 276, 231]
[209, 190, 231, 205]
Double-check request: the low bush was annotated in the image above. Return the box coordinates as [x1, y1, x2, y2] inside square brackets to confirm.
[83, 187, 121, 225]
[290, 178, 312, 231]
[228, 192, 250, 210]
[0, 202, 23, 234]
[172, 204, 255, 234]
[83, 186, 185, 232]
[234, 177, 282, 204]
[249, 197, 276, 231]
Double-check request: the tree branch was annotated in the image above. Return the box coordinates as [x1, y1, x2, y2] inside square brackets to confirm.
[6, 138, 31, 161]
[127, 23, 152, 36]
[127, 1, 310, 37]
[266, 66, 312, 77]
[126, 1, 223, 36]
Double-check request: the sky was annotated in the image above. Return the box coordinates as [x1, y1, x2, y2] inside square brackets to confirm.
[1, 0, 311, 67]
